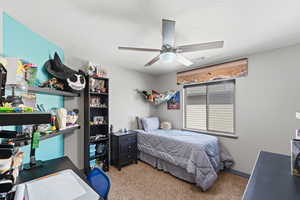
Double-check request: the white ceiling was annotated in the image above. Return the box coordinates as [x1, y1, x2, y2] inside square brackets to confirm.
[2, 0, 300, 75]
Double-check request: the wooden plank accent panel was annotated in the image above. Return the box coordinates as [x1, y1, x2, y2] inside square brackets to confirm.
[177, 58, 248, 85]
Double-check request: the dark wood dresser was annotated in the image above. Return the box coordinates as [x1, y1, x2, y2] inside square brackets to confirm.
[111, 131, 138, 170]
[243, 151, 300, 200]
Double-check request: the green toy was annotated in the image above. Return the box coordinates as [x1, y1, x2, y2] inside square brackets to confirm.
[32, 131, 41, 149]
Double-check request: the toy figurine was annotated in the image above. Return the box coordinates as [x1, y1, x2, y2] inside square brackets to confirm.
[66, 111, 79, 126]
[40, 78, 64, 90]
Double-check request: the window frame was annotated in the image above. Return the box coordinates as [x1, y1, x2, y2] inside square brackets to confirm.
[183, 79, 237, 139]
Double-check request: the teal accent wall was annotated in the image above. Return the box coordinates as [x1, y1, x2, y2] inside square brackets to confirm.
[2, 13, 65, 163]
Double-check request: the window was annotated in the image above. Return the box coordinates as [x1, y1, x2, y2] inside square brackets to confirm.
[184, 80, 235, 136]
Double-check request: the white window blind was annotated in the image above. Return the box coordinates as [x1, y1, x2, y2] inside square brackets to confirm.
[185, 86, 207, 130]
[184, 80, 235, 135]
[207, 82, 234, 133]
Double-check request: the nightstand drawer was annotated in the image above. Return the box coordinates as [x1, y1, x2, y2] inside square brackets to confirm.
[120, 152, 137, 163]
[120, 142, 136, 152]
[119, 134, 136, 144]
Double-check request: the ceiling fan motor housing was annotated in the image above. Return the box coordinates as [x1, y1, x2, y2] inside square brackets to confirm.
[161, 45, 176, 54]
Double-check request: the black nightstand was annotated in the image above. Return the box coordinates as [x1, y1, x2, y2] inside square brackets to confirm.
[110, 131, 138, 170]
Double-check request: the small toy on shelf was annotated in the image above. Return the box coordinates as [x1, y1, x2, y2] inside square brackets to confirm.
[89, 78, 107, 93]
[89, 78, 96, 91]
[20, 59, 38, 87]
[87, 62, 108, 78]
[4, 85, 24, 107]
[97, 68, 107, 78]
[50, 110, 57, 131]
[87, 63, 97, 76]
[12, 59, 38, 91]
[66, 110, 79, 126]
[90, 96, 101, 107]
[93, 116, 105, 125]
[89, 96, 107, 108]
[40, 78, 65, 90]
[99, 80, 106, 92]
[0, 102, 34, 113]
[37, 124, 49, 133]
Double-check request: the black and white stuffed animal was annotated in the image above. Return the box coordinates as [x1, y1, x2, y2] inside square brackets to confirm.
[44, 52, 86, 93]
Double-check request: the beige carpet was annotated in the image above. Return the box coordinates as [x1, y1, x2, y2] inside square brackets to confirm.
[108, 162, 248, 200]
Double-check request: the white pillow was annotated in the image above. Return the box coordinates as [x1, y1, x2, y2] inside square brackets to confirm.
[141, 117, 160, 132]
[160, 121, 172, 130]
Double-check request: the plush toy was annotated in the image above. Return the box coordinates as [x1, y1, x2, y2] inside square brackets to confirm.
[40, 78, 64, 90]
[160, 121, 172, 130]
[151, 90, 160, 100]
[44, 53, 86, 93]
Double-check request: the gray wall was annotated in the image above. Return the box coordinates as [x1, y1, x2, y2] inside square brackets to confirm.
[108, 65, 156, 130]
[153, 44, 300, 174]
[64, 56, 156, 168]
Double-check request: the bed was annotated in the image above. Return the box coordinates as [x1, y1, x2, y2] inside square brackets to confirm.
[135, 129, 234, 191]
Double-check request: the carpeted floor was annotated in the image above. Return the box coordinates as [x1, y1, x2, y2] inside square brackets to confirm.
[107, 162, 248, 200]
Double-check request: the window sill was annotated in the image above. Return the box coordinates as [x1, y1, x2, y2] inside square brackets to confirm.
[182, 128, 238, 139]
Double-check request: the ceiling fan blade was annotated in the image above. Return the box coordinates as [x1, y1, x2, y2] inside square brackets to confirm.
[177, 41, 224, 53]
[145, 55, 160, 67]
[118, 47, 161, 52]
[176, 54, 193, 66]
[162, 19, 175, 47]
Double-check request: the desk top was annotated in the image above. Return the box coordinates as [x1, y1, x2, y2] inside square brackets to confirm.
[17, 156, 85, 184]
[17, 156, 103, 200]
[243, 151, 300, 200]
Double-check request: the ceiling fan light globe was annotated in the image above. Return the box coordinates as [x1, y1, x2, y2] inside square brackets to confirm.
[160, 52, 176, 63]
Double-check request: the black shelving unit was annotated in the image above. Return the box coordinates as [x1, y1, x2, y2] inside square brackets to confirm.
[84, 76, 110, 174]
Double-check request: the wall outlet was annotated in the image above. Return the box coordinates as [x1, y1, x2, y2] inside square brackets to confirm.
[296, 112, 300, 120]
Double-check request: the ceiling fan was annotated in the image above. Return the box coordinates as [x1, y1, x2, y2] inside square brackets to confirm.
[118, 19, 224, 67]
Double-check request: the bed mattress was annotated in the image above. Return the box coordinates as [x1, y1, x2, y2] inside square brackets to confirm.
[136, 129, 234, 191]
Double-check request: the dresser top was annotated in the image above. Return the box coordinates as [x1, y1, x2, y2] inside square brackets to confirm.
[243, 151, 300, 200]
[112, 130, 137, 137]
